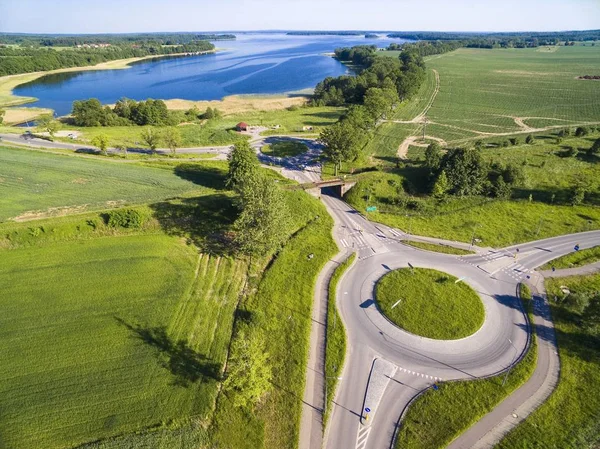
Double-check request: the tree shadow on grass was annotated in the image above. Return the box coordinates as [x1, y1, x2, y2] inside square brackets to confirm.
[115, 318, 221, 387]
[150, 193, 237, 255]
[173, 163, 228, 190]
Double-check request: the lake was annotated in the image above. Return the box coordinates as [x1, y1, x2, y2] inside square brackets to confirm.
[13, 33, 406, 116]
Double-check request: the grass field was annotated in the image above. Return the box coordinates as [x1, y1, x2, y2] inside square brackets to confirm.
[540, 245, 600, 270]
[395, 295, 537, 449]
[498, 274, 600, 448]
[211, 194, 337, 449]
[376, 268, 484, 340]
[345, 131, 600, 247]
[400, 240, 475, 255]
[0, 146, 220, 221]
[324, 253, 356, 425]
[0, 231, 248, 449]
[261, 140, 308, 158]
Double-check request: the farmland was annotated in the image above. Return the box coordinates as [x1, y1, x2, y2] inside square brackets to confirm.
[0, 146, 216, 221]
[343, 45, 600, 247]
[0, 231, 247, 449]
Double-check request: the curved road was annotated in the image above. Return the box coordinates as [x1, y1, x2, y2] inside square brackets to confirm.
[318, 193, 600, 449]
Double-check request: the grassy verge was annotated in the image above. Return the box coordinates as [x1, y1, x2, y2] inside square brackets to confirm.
[210, 195, 337, 449]
[540, 245, 600, 270]
[376, 268, 484, 340]
[498, 274, 600, 448]
[324, 252, 356, 426]
[261, 140, 308, 158]
[401, 240, 475, 255]
[395, 289, 537, 449]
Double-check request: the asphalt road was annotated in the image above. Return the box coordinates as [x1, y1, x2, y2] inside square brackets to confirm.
[318, 193, 600, 449]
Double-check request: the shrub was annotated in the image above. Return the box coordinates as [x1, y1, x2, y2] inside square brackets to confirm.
[575, 126, 590, 137]
[509, 137, 520, 146]
[106, 209, 147, 229]
[525, 135, 534, 144]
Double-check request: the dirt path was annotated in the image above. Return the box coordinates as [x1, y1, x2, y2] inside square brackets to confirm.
[397, 135, 446, 159]
[412, 69, 440, 124]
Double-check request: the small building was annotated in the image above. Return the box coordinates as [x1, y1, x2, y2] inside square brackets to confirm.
[302, 126, 314, 132]
[236, 122, 249, 132]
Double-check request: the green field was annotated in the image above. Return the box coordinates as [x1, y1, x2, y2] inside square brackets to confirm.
[376, 268, 484, 340]
[261, 140, 308, 157]
[425, 46, 600, 140]
[0, 232, 247, 449]
[0, 146, 216, 221]
[396, 296, 537, 449]
[540, 245, 600, 270]
[499, 274, 600, 448]
[345, 131, 600, 247]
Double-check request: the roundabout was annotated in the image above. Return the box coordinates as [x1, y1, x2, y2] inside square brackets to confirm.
[375, 267, 485, 340]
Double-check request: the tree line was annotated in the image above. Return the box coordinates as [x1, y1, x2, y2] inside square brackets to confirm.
[0, 41, 214, 76]
[386, 29, 600, 44]
[315, 45, 426, 175]
[0, 33, 235, 47]
[71, 98, 220, 127]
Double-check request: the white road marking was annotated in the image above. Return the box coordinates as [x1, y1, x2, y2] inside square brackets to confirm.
[356, 425, 371, 449]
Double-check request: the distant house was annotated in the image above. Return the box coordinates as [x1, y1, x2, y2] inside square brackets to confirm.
[302, 126, 314, 132]
[236, 122, 249, 132]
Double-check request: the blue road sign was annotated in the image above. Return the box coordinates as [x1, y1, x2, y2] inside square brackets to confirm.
[365, 407, 371, 413]
[433, 384, 439, 391]
[574, 245, 580, 251]
[552, 267, 556, 272]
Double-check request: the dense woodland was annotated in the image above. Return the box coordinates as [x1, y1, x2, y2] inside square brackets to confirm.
[0, 33, 235, 46]
[0, 41, 215, 76]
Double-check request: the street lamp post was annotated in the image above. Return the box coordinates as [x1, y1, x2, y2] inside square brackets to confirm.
[502, 338, 519, 387]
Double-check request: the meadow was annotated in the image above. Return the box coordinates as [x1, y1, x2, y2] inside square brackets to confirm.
[345, 132, 600, 247]
[498, 274, 600, 448]
[0, 146, 213, 221]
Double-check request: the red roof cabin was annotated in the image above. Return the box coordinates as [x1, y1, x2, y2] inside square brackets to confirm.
[236, 122, 249, 132]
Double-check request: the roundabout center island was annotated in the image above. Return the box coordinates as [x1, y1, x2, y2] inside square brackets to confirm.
[376, 268, 485, 340]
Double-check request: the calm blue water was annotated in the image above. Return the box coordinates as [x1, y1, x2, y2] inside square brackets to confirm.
[14, 33, 406, 116]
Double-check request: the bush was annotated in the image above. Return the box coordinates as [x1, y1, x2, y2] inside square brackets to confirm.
[525, 135, 534, 144]
[509, 137, 520, 146]
[502, 140, 510, 147]
[106, 209, 147, 229]
[575, 126, 590, 137]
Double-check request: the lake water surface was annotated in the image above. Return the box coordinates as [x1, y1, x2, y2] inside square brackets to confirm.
[14, 33, 406, 116]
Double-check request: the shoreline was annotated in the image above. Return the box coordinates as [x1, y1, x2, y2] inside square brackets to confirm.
[0, 50, 217, 109]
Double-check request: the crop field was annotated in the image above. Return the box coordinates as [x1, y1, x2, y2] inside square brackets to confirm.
[423, 46, 600, 140]
[0, 232, 247, 449]
[0, 146, 213, 221]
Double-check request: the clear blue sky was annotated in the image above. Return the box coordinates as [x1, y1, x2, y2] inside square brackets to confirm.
[1, 0, 598, 34]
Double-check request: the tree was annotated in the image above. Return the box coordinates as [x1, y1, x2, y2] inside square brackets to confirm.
[91, 134, 110, 155]
[570, 186, 586, 206]
[226, 140, 259, 193]
[233, 174, 290, 256]
[140, 127, 160, 153]
[162, 127, 182, 156]
[72, 99, 107, 126]
[319, 121, 362, 176]
[440, 148, 487, 196]
[0, 108, 4, 125]
[502, 163, 526, 186]
[223, 329, 272, 409]
[525, 134, 534, 144]
[38, 114, 59, 139]
[587, 138, 600, 157]
[492, 177, 512, 199]
[575, 126, 589, 137]
[114, 142, 128, 157]
[185, 105, 201, 121]
[424, 142, 442, 172]
[431, 170, 450, 199]
[363, 87, 398, 120]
